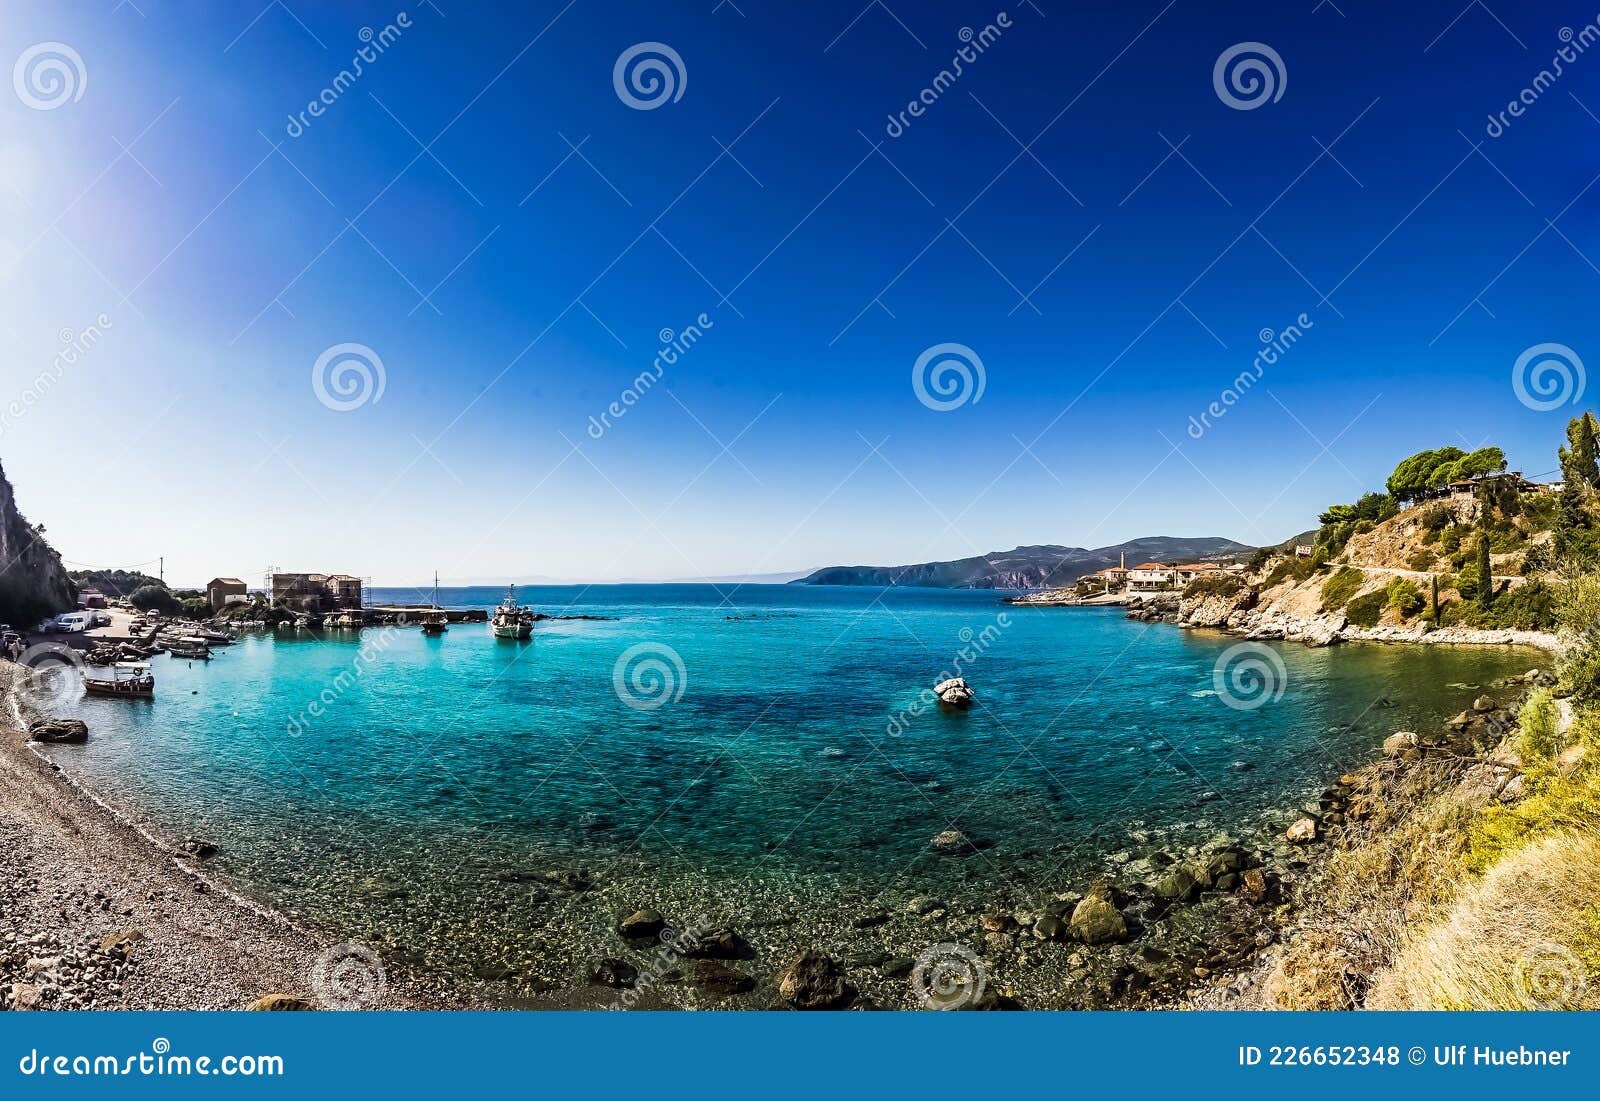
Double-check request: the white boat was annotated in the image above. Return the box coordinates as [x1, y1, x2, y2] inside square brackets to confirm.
[491, 585, 534, 640]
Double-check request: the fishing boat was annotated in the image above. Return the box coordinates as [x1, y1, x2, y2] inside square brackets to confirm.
[421, 571, 449, 636]
[491, 585, 534, 640]
[168, 636, 212, 660]
[83, 661, 155, 698]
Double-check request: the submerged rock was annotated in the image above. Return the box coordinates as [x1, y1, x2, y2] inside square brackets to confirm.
[930, 829, 976, 855]
[687, 960, 754, 997]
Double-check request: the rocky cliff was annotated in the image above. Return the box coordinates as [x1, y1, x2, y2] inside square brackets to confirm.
[0, 458, 73, 627]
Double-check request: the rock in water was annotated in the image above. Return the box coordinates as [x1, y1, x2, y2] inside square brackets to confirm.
[617, 908, 667, 940]
[933, 677, 975, 708]
[1069, 885, 1128, 944]
[27, 719, 88, 744]
[776, 950, 853, 1009]
[1239, 867, 1270, 903]
[1286, 817, 1319, 844]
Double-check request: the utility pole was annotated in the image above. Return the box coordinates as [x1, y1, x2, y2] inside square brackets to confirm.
[159, 556, 164, 584]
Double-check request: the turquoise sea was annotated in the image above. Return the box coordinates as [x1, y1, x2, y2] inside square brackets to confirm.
[46, 584, 1533, 990]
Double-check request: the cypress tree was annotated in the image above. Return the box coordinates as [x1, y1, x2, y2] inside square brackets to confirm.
[1430, 573, 1440, 621]
[1477, 532, 1493, 607]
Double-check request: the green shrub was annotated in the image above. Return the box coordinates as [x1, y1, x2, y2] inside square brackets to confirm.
[1266, 556, 1316, 588]
[1441, 526, 1462, 554]
[1387, 577, 1425, 619]
[1320, 567, 1365, 611]
[1407, 548, 1438, 572]
[1345, 589, 1387, 627]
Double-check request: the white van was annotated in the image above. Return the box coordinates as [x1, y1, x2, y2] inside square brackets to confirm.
[54, 611, 95, 633]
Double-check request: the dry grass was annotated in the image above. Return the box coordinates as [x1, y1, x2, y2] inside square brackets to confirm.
[1266, 696, 1600, 1010]
[1365, 830, 1600, 1009]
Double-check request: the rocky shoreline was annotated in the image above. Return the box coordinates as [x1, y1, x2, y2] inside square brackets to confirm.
[0, 664, 457, 1011]
[1121, 590, 1559, 652]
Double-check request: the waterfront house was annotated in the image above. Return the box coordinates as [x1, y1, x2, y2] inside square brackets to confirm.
[206, 578, 249, 612]
[1126, 563, 1178, 592]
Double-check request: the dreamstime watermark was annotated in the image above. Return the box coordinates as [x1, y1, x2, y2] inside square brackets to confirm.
[285, 626, 400, 735]
[609, 915, 713, 1009]
[310, 941, 387, 1009]
[1485, 23, 1600, 138]
[586, 312, 714, 440]
[613, 642, 687, 710]
[1514, 942, 1588, 1009]
[13, 643, 86, 709]
[1211, 641, 1286, 711]
[1213, 42, 1286, 111]
[884, 14, 1013, 139]
[13, 42, 86, 110]
[886, 613, 1009, 736]
[1512, 342, 1585, 412]
[311, 342, 386, 412]
[613, 42, 686, 110]
[0, 314, 114, 440]
[16, 1039, 284, 1078]
[912, 342, 986, 411]
[1185, 312, 1313, 439]
[284, 14, 412, 138]
[910, 942, 987, 1009]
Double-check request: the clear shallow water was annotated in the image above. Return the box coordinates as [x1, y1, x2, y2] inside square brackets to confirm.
[47, 584, 1532, 982]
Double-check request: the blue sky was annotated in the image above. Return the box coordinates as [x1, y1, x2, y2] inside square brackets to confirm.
[2, 0, 1598, 584]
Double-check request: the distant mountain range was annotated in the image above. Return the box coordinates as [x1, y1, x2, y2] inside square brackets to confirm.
[791, 536, 1256, 590]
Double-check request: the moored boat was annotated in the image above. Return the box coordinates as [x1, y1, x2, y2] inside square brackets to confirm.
[83, 661, 155, 698]
[421, 571, 449, 636]
[491, 584, 534, 640]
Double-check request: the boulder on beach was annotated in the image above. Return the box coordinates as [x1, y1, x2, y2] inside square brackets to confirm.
[27, 719, 87, 744]
[687, 960, 754, 997]
[933, 677, 975, 708]
[1286, 817, 1319, 844]
[775, 950, 853, 1010]
[1472, 694, 1496, 713]
[1239, 867, 1270, 904]
[1069, 884, 1128, 944]
[246, 994, 315, 1011]
[683, 927, 749, 960]
[1382, 731, 1419, 760]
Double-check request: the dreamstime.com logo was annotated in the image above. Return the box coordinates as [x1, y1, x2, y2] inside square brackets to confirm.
[1213, 42, 1285, 111]
[312, 342, 386, 412]
[613, 42, 686, 110]
[1512, 342, 1585, 412]
[1212, 641, 1286, 711]
[1514, 942, 1589, 1009]
[310, 941, 387, 1009]
[17, 1038, 284, 1078]
[911, 943, 987, 1009]
[13, 42, 87, 110]
[912, 342, 986, 411]
[14, 643, 86, 709]
[613, 642, 687, 710]
[284, 13, 413, 138]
